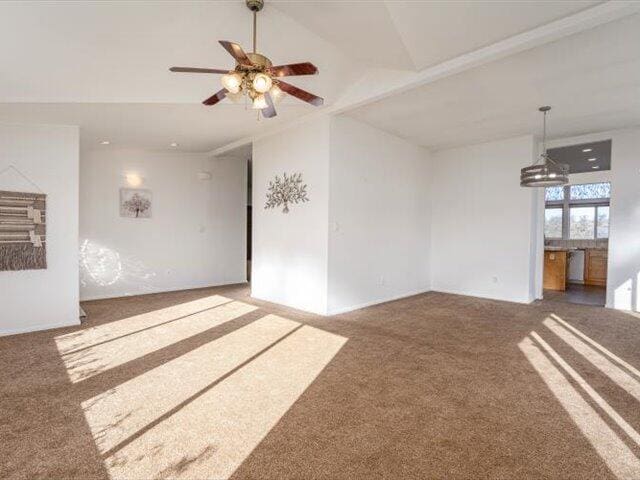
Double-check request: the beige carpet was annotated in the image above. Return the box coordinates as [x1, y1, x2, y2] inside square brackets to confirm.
[2, 284, 640, 479]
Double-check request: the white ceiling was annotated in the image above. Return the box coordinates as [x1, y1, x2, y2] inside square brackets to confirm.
[0, 1, 353, 103]
[0, 1, 637, 152]
[275, 1, 599, 71]
[0, 0, 357, 151]
[0, 103, 309, 152]
[346, 14, 640, 151]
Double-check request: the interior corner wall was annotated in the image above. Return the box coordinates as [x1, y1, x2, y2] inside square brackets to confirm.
[430, 135, 537, 304]
[0, 124, 79, 336]
[327, 116, 432, 314]
[251, 117, 330, 315]
[80, 149, 247, 301]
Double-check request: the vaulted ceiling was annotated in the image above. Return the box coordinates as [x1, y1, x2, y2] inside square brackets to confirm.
[274, 1, 598, 71]
[0, 1, 638, 153]
[346, 13, 640, 151]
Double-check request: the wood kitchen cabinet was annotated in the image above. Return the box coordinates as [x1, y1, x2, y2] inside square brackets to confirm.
[585, 249, 607, 286]
[544, 250, 568, 291]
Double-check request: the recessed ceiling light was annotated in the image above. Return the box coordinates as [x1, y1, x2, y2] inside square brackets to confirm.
[100, 140, 110, 145]
[587, 158, 597, 162]
[170, 142, 179, 147]
[582, 148, 593, 152]
[592, 166, 600, 169]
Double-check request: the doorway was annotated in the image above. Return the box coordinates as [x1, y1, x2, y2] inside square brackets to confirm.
[541, 140, 611, 306]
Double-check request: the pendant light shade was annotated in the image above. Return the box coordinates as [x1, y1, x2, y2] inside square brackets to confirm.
[520, 106, 569, 187]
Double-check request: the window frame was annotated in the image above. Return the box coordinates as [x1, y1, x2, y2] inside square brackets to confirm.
[544, 183, 610, 241]
[596, 205, 610, 240]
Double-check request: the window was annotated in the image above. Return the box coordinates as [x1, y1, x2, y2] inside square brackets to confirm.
[570, 207, 595, 239]
[544, 208, 563, 239]
[597, 206, 609, 239]
[545, 186, 564, 202]
[545, 182, 610, 240]
[570, 182, 610, 200]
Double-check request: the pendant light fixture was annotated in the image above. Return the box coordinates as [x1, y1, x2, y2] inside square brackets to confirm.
[520, 106, 569, 187]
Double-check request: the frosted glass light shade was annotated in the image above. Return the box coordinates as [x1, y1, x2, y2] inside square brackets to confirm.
[252, 73, 272, 93]
[252, 94, 267, 110]
[221, 73, 242, 94]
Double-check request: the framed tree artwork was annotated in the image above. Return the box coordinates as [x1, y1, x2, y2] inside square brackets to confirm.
[120, 188, 152, 218]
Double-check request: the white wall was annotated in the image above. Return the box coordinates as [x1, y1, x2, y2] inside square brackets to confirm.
[0, 124, 79, 335]
[327, 116, 431, 314]
[80, 149, 246, 300]
[605, 129, 640, 311]
[250, 120, 640, 313]
[251, 118, 330, 315]
[431, 135, 537, 303]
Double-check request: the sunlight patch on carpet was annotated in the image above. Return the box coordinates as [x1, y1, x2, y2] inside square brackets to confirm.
[99, 323, 347, 480]
[530, 332, 640, 447]
[82, 314, 300, 454]
[549, 313, 640, 379]
[543, 316, 640, 401]
[56, 295, 232, 354]
[519, 335, 640, 479]
[58, 298, 257, 382]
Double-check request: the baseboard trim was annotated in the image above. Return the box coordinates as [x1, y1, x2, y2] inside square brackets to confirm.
[430, 288, 534, 305]
[249, 294, 328, 316]
[251, 288, 433, 317]
[80, 280, 248, 302]
[0, 319, 81, 337]
[327, 288, 432, 316]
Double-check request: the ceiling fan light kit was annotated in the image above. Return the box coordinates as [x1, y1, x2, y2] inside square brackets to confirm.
[520, 106, 569, 187]
[169, 0, 323, 119]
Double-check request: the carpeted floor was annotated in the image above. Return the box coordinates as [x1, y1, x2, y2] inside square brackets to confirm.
[2, 284, 640, 480]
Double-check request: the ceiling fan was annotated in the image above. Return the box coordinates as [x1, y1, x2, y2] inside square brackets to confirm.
[169, 0, 323, 119]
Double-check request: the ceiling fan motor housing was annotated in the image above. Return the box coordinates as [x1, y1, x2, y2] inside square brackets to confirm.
[245, 53, 272, 70]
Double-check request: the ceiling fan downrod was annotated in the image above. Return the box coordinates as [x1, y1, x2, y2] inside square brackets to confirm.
[246, 0, 264, 54]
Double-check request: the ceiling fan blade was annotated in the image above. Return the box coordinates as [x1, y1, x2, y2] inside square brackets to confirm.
[202, 89, 227, 106]
[268, 62, 318, 77]
[219, 40, 253, 67]
[277, 80, 323, 107]
[262, 92, 277, 118]
[170, 67, 228, 74]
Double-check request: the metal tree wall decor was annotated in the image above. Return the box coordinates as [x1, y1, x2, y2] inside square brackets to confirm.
[265, 172, 309, 213]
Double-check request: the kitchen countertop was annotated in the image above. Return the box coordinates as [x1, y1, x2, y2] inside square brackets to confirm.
[545, 246, 608, 252]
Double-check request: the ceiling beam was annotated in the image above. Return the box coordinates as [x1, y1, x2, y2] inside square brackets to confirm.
[211, 1, 640, 157]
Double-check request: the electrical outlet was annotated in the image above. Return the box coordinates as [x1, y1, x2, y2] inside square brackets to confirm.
[378, 275, 385, 286]
[492, 276, 498, 283]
